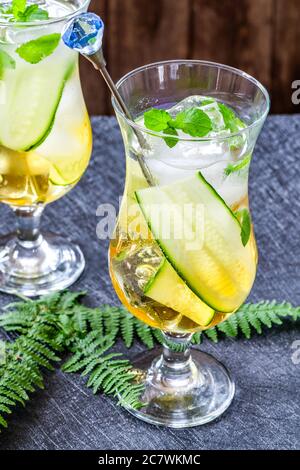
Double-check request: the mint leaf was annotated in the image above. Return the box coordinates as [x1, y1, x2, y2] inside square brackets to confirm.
[173, 108, 212, 137]
[16, 33, 61, 64]
[144, 108, 171, 132]
[0, 49, 16, 79]
[163, 127, 178, 148]
[225, 154, 251, 176]
[143, 106, 212, 148]
[235, 209, 251, 247]
[0, 1, 49, 22]
[19, 5, 49, 22]
[12, 0, 26, 18]
[218, 103, 241, 133]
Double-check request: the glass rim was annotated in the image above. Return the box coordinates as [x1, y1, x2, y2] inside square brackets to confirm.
[112, 59, 271, 143]
[0, 0, 90, 27]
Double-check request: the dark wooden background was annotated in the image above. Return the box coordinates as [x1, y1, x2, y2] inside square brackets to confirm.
[81, 0, 300, 115]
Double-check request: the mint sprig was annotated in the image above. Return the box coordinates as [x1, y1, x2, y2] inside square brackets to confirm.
[16, 33, 61, 64]
[173, 108, 213, 137]
[144, 109, 171, 132]
[0, 0, 49, 22]
[235, 208, 251, 247]
[143, 107, 212, 148]
[218, 102, 246, 135]
[1, 2, 57, 65]
[18, 4, 49, 22]
[12, 0, 26, 18]
[218, 103, 240, 133]
[163, 127, 178, 148]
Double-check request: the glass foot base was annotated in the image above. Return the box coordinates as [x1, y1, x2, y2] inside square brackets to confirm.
[123, 349, 235, 428]
[0, 232, 85, 297]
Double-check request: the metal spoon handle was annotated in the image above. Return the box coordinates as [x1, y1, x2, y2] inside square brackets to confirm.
[86, 51, 130, 120]
[85, 50, 155, 187]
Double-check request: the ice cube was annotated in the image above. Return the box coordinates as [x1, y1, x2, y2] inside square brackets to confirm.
[132, 96, 249, 192]
[217, 171, 249, 207]
[147, 158, 196, 185]
[136, 112, 231, 175]
[167, 95, 215, 116]
[168, 95, 226, 131]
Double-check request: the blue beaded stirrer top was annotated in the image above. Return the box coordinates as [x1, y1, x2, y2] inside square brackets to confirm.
[62, 13, 104, 55]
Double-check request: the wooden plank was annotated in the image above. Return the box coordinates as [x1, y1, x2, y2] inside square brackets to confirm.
[80, 0, 298, 114]
[272, 0, 300, 113]
[80, 0, 109, 115]
[107, 0, 191, 91]
[190, 0, 273, 91]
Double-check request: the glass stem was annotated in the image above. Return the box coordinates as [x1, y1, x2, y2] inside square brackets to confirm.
[156, 332, 198, 390]
[13, 206, 44, 249]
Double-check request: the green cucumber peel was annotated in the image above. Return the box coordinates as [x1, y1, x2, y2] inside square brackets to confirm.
[28, 60, 76, 152]
[135, 171, 248, 312]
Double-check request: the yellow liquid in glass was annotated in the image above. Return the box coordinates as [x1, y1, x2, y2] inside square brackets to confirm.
[110, 157, 258, 334]
[0, 66, 92, 206]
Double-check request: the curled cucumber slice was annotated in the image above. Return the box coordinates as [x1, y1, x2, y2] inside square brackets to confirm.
[0, 59, 75, 151]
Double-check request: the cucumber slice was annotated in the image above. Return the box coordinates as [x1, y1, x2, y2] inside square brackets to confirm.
[145, 260, 215, 326]
[45, 110, 92, 186]
[0, 60, 75, 151]
[49, 163, 82, 187]
[35, 71, 92, 187]
[136, 172, 256, 313]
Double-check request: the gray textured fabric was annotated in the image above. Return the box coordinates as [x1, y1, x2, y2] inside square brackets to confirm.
[0, 116, 299, 450]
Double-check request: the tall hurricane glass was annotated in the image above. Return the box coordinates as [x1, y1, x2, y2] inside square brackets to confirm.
[0, 0, 92, 296]
[109, 61, 270, 427]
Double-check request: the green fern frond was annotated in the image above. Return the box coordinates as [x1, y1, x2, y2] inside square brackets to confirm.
[71, 306, 90, 336]
[0, 386, 25, 406]
[134, 320, 155, 349]
[192, 332, 202, 345]
[120, 310, 134, 348]
[87, 353, 144, 407]
[0, 395, 15, 406]
[62, 333, 115, 373]
[152, 329, 164, 345]
[291, 307, 300, 321]
[0, 415, 7, 428]
[204, 327, 218, 343]
[102, 306, 121, 338]
[0, 291, 299, 431]
[201, 301, 300, 343]
[0, 296, 64, 430]
[217, 315, 238, 338]
[87, 308, 104, 336]
[56, 291, 86, 310]
[234, 311, 251, 339]
[0, 403, 11, 414]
